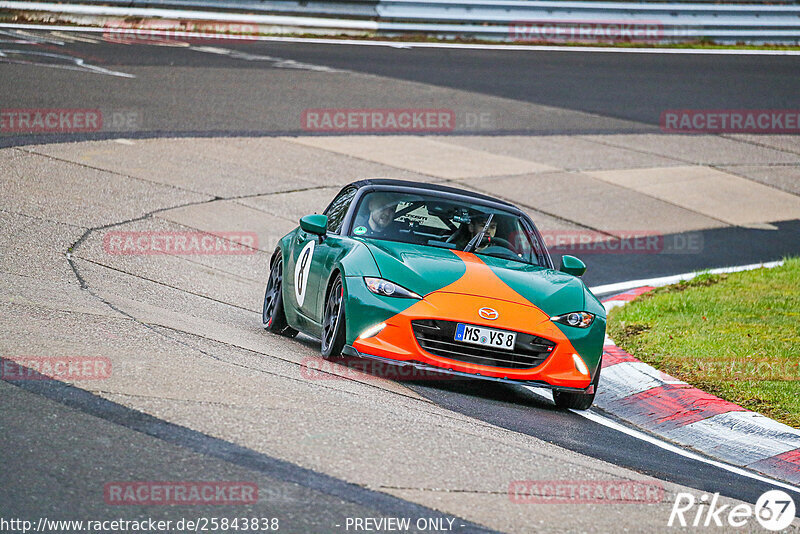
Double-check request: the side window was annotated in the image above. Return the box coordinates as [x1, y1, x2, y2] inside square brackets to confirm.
[324, 187, 358, 234]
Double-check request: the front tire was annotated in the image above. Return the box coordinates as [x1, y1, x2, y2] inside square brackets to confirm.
[262, 254, 298, 338]
[553, 362, 601, 410]
[321, 274, 346, 360]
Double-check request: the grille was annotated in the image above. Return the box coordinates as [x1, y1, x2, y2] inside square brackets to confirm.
[411, 320, 555, 370]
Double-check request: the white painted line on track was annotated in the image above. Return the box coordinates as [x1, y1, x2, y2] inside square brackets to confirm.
[574, 407, 800, 497]
[0, 49, 135, 77]
[189, 45, 339, 72]
[590, 260, 784, 296]
[0, 27, 63, 45]
[49, 30, 102, 44]
[265, 39, 800, 56]
[523, 385, 800, 496]
[1, 22, 800, 55]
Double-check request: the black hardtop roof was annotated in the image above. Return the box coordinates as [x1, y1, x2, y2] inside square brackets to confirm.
[349, 178, 516, 208]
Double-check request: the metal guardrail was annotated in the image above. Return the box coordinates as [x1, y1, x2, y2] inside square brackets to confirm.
[59, 0, 380, 18]
[3, 0, 800, 43]
[377, 0, 800, 42]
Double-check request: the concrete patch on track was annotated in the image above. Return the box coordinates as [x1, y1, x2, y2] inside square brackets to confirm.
[457, 171, 723, 236]
[0, 146, 208, 226]
[155, 199, 297, 254]
[718, 165, 800, 197]
[283, 136, 557, 179]
[582, 134, 800, 167]
[430, 135, 682, 171]
[723, 134, 800, 156]
[586, 165, 800, 226]
[27, 138, 440, 196]
[236, 187, 343, 222]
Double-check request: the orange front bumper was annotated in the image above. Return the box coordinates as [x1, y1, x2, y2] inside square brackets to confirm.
[352, 291, 592, 389]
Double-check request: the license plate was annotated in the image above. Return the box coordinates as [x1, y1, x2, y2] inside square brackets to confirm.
[454, 323, 516, 351]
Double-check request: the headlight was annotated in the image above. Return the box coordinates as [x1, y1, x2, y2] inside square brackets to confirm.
[364, 277, 421, 299]
[551, 312, 595, 328]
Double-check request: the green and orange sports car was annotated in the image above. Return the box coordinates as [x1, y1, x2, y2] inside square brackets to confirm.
[262, 179, 606, 409]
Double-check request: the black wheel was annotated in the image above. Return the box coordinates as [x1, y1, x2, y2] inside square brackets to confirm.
[553, 361, 601, 410]
[262, 254, 298, 337]
[321, 274, 346, 360]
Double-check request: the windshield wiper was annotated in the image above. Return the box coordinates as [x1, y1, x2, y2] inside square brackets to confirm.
[464, 213, 494, 253]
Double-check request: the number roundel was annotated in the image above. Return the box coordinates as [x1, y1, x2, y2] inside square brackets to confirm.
[294, 240, 316, 306]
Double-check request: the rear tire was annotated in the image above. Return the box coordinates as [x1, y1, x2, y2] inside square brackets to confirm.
[262, 254, 298, 338]
[553, 361, 601, 410]
[321, 274, 346, 361]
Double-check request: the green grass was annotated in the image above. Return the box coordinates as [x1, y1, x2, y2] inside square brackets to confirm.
[607, 258, 800, 428]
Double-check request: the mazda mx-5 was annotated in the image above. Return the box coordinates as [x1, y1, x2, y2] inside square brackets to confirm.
[261, 179, 606, 409]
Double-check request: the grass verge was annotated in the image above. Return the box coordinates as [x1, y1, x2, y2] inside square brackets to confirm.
[607, 258, 800, 428]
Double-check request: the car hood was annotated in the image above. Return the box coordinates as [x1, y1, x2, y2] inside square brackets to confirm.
[362, 240, 586, 316]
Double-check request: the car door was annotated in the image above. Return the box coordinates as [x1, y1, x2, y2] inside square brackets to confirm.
[290, 186, 358, 325]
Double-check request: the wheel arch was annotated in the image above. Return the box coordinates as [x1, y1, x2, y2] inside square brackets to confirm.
[269, 245, 283, 268]
[325, 264, 346, 298]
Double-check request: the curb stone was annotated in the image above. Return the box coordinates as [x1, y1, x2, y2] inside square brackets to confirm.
[598, 286, 800, 486]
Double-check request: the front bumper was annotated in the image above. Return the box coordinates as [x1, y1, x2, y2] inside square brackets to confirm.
[342, 345, 595, 393]
[348, 287, 603, 390]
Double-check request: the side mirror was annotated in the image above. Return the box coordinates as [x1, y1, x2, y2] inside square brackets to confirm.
[559, 255, 586, 277]
[300, 214, 328, 236]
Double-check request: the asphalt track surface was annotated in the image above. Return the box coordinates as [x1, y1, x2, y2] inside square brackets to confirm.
[0, 377, 489, 533]
[213, 42, 800, 127]
[405, 380, 800, 505]
[2, 31, 798, 286]
[2, 30, 800, 531]
[1, 35, 799, 133]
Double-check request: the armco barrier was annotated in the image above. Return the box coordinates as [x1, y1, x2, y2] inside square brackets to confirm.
[45, 0, 380, 17]
[2, 0, 800, 43]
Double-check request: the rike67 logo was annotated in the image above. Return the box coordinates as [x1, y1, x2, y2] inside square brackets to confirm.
[669, 490, 796, 530]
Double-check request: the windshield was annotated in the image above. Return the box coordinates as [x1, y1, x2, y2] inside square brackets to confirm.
[349, 190, 549, 267]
